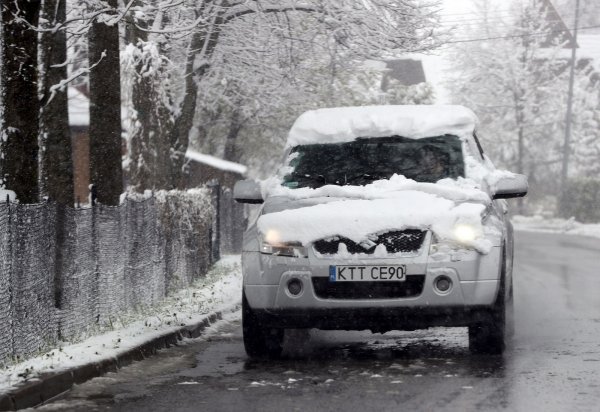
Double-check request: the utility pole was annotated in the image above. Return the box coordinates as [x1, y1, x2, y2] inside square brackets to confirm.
[560, 0, 580, 209]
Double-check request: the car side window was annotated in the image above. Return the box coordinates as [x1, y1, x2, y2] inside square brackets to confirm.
[472, 133, 485, 160]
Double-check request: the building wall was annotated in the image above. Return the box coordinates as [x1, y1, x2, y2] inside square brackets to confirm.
[71, 128, 90, 205]
[71, 131, 243, 204]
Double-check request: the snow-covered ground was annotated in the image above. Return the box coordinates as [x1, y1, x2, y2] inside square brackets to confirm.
[0, 256, 242, 395]
[512, 215, 600, 239]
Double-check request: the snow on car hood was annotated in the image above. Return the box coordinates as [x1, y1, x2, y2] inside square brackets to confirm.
[257, 176, 496, 253]
[262, 174, 491, 204]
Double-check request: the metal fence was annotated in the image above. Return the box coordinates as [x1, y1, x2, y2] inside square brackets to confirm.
[0, 186, 245, 365]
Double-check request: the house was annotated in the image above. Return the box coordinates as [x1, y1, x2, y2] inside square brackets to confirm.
[68, 86, 91, 205]
[183, 149, 248, 254]
[68, 88, 248, 205]
[381, 59, 427, 90]
[577, 34, 600, 83]
[409, 0, 600, 103]
[538, 0, 600, 83]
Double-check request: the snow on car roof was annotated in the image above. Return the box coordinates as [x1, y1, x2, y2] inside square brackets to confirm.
[286, 105, 478, 148]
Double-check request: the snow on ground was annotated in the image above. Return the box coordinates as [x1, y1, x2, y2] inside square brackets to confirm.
[0, 256, 242, 395]
[512, 215, 600, 239]
[0, 189, 16, 202]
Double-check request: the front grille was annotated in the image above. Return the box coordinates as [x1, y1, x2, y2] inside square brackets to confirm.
[312, 275, 425, 299]
[313, 230, 426, 255]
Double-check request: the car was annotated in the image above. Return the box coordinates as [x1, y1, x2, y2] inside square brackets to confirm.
[234, 105, 527, 357]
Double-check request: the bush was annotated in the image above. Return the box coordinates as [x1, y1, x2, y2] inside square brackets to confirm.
[559, 178, 600, 223]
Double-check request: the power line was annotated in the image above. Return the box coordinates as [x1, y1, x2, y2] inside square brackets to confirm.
[437, 4, 582, 19]
[440, 17, 578, 28]
[437, 6, 582, 25]
[439, 10, 582, 25]
[438, 9, 515, 18]
[439, 13, 580, 25]
[444, 24, 600, 44]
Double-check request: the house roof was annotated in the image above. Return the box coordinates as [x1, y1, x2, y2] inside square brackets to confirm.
[538, 0, 577, 48]
[381, 59, 427, 89]
[185, 149, 248, 175]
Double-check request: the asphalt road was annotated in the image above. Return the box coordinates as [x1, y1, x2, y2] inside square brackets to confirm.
[37, 231, 600, 412]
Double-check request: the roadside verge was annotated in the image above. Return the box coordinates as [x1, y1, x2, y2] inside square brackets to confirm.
[512, 215, 600, 239]
[0, 256, 242, 411]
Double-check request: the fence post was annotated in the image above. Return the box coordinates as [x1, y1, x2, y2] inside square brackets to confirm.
[90, 184, 98, 207]
[53, 203, 66, 311]
[207, 180, 221, 263]
[6, 198, 14, 361]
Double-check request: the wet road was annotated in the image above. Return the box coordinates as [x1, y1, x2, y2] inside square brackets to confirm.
[38, 231, 600, 411]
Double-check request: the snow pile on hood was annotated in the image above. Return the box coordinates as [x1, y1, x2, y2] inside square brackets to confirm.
[286, 105, 478, 148]
[257, 190, 494, 253]
[262, 174, 491, 204]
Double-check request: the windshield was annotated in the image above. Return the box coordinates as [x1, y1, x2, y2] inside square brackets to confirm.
[282, 135, 465, 189]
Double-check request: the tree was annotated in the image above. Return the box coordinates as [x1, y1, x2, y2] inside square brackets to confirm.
[0, 0, 42, 203]
[192, 57, 436, 177]
[556, 0, 600, 27]
[122, 40, 175, 191]
[122, 0, 443, 189]
[88, 0, 123, 205]
[446, 0, 594, 213]
[40, 0, 74, 206]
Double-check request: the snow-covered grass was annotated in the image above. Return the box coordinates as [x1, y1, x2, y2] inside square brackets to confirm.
[512, 215, 600, 239]
[0, 256, 242, 395]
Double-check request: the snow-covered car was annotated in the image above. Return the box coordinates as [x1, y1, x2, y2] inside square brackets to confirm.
[234, 105, 527, 357]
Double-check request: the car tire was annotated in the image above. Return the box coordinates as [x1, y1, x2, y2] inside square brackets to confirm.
[242, 291, 284, 358]
[468, 248, 508, 355]
[506, 283, 515, 338]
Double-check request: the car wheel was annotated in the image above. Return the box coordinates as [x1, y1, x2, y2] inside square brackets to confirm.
[242, 291, 284, 358]
[506, 283, 515, 338]
[468, 249, 508, 355]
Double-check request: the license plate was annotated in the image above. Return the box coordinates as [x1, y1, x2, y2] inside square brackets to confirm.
[329, 265, 406, 282]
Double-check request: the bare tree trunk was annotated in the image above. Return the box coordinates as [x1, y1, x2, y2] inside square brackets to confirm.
[40, 0, 73, 206]
[125, 3, 151, 191]
[0, 0, 41, 203]
[169, 31, 202, 189]
[88, 0, 123, 205]
[125, 4, 174, 191]
[169, 11, 223, 188]
[223, 109, 243, 162]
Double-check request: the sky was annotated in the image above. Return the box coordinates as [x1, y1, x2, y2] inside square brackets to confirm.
[425, 0, 598, 103]
[422, 0, 515, 103]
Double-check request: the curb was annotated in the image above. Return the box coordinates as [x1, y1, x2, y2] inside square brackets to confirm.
[0, 305, 240, 411]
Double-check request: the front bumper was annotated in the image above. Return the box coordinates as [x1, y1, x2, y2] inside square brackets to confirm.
[243, 235, 503, 315]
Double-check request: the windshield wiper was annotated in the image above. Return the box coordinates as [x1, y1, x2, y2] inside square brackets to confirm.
[290, 172, 328, 185]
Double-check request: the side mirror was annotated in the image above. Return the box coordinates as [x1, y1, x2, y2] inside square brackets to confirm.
[233, 179, 264, 204]
[492, 173, 528, 199]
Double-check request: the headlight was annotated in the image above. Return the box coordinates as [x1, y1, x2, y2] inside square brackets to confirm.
[430, 224, 482, 255]
[454, 224, 478, 243]
[260, 230, 307, 257]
